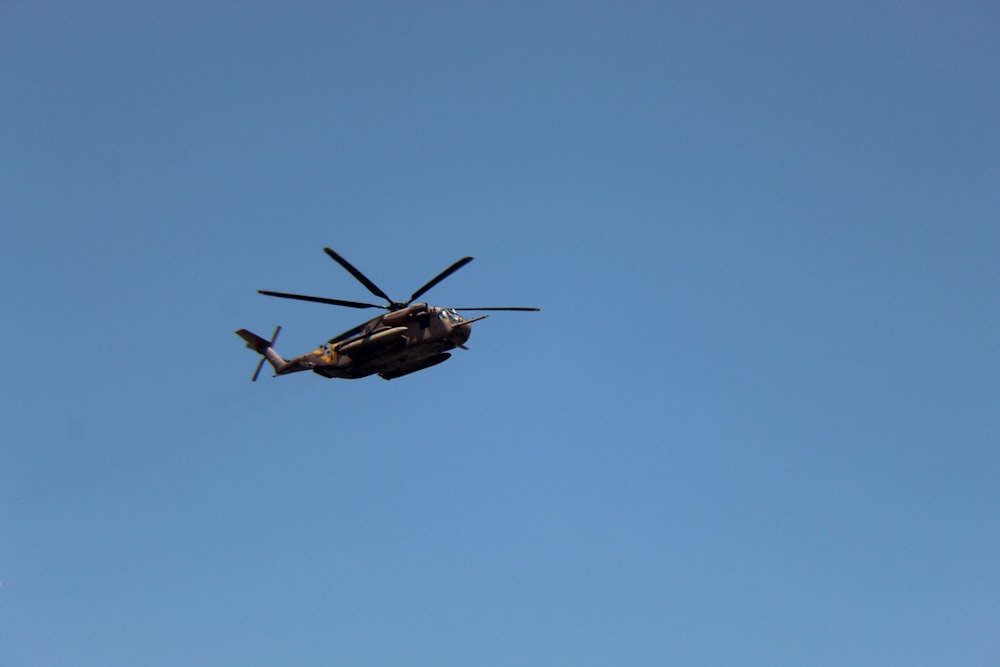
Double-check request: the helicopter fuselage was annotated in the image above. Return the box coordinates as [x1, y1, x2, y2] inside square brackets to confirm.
[279, 303, 474, 380]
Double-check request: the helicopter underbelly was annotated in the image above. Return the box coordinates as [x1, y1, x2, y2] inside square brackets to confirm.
[312, 336, 461, 380]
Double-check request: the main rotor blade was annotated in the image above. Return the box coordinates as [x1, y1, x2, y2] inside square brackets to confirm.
[323, 247, 392, 304]
[453, 306, 541, 311]
[408, 256, 474, 304]
[257, 289, 387, 310]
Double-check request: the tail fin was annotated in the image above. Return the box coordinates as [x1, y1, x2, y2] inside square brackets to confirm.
[236, 326, 286, 381]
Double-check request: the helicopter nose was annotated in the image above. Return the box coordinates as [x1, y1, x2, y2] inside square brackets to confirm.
[452, 322, 471, 346]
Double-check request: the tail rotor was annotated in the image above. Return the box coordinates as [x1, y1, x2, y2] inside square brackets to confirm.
[249, 326, 282, 382]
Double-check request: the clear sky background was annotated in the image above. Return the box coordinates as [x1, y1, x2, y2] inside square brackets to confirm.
[3, 2, 999, 666]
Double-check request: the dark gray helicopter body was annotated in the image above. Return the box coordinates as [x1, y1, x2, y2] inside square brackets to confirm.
[237, 248, 538, 381]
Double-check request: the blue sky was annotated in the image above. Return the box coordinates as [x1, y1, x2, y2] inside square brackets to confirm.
[3, 2, 999, 665]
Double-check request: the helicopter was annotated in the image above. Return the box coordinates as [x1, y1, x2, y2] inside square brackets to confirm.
[236, 247, 539, 381]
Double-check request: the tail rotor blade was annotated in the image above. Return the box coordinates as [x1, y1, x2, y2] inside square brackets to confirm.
[250, 326, 281, 382]
[251, 357, 266, 382]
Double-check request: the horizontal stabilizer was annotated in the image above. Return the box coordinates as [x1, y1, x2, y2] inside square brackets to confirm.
[237, 328, 273, 354]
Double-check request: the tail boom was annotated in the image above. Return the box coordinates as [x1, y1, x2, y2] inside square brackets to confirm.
[236, 327, 290, 380]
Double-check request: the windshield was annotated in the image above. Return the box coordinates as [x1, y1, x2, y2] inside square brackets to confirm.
[439, 309, 463, 323]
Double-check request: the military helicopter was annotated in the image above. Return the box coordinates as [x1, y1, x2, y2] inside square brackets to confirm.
[237, 247, 540, 381]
